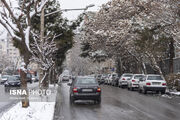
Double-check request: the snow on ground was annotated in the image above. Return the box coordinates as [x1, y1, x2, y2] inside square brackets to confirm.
[161, 94, 172, 99]
[169, 92, 180, 96]
[0, 84, 58, 120]
[0, 102, 55, 120]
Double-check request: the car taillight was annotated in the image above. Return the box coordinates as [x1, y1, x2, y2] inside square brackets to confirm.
[122, 78, 125, 80]
[146, 83, 151, 85]
[132, 80, 135, 82]
[162, 83, 166, 86]
[73, 88, 78, 93]
[97, 87, 101, 92]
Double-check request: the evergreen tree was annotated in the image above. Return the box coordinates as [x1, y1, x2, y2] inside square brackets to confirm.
[31, 0, 82, 73]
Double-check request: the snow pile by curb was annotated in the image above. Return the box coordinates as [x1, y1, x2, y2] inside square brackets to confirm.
[0, 102, 55, 120]
[169, 92, 180, 96]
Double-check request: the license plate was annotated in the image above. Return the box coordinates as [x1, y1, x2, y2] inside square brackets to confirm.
[82, 89, 93, 92]
[152, 82, 160, 85]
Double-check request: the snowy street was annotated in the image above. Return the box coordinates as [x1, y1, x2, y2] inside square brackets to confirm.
[0, 0, 180, 120]
[53, 82, 180, 120]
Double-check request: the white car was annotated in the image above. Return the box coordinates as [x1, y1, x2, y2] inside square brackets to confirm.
[105, 74, 111, 85]
[127, 74, 144, 91]
[138, 74, 166, 94]
[118, 73, 133, 88]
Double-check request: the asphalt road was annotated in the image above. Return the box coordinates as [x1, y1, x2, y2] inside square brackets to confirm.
[54, 82, 180, 120]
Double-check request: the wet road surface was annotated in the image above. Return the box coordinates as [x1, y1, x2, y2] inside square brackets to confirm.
[54, 83, 180, 120]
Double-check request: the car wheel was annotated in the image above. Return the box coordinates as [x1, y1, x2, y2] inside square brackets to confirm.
[96, 98, 101, 104]
[161, 90, 166, 94]
[70, 95, 74, 104]
[143, 88, 147, 94]
[130, 87, 134, 91]
[128, 87, 130, 90]
[138, 87, 142, 93]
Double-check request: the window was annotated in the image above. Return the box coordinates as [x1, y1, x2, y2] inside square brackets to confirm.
[147, 76, 163, 80]
[76, 77, 97, 84]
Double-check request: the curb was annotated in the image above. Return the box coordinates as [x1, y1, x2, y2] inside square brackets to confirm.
[166, 92, 180, 96]
[53, 83, 63, 120]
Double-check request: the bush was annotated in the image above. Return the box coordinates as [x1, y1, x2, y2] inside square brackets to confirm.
[165, 73, 180, 91]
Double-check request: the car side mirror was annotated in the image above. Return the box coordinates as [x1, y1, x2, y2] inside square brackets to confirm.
[67, 83, 72, 86]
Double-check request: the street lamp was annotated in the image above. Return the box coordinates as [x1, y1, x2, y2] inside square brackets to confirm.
[44, 4, 95, 17]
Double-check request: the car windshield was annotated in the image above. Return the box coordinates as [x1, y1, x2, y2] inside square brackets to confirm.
[134, 75, 144, 79]
[8, 77, 19, 82]
[123, 74, 133, 77]
[2, 75, 9, 79]
[112, 74, 118, 77]
[76, 77, 97, 84]
[13, 75, 20, 79]
[147, 76, 163, 80]
[27, 74, 31, 77]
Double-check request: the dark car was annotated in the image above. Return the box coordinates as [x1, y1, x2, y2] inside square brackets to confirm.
[13, 75, 21, 80]
[26, 73, 32, 83]
[0, 75, 10, 84]
[68, 76, 101, 104]
[4, 76, 21, 87]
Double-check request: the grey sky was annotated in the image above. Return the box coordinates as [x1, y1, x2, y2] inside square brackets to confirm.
[58, 0, 110, 20]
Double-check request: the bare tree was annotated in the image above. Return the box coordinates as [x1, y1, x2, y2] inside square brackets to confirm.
[0, 0, 48, 108]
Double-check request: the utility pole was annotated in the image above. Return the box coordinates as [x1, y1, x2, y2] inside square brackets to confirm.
[38, 3, 95, 88]
[39, 1, 46, 88]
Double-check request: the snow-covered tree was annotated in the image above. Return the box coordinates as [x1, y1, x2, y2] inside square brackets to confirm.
[0, 0, 48, 108]
[81, 0, 180, 75]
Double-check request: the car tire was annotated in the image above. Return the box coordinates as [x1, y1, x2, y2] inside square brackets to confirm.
[96, 98, 101, 104]
[70, 96, 74, 104]
[130, 87, 134, 91]
[143, 88, 147, 94]
[138, 88, 142, 93]
[161, 90, 166, 94]
[128, 87, 130, 90]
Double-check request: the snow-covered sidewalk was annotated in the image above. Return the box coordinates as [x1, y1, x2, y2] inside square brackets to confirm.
[168, 92, 180, 96]
[0, 102, 55, 120]
[0, 84, 58, 120]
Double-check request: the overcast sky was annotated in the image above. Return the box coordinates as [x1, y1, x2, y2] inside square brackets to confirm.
[58, 0, 110, 20]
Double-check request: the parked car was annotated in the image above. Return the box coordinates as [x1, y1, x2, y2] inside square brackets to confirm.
[31, 75, 39, 82]
[100, 74, 107, 84]
[68, 76, 101, 104]
[13, 75, 21, 80]
[61, 75, 70, 81]
[127, 74, 144, 91]
[138, 74, 166, 94]
[96, 74, 102, 84]
[0, 75, 10, 84]
[105, 74, 111, 85]
[111, 73, 119, 86]
[118, 73, 133, 88]
[4, 76, 21, 87]
[26, 73, 32, 83]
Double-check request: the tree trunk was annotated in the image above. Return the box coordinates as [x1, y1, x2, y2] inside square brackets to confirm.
[169, 38, 175, 74]
[41, 71, 49, 89]
[141, 62, 147, 74]
[20, 64, 29, 108]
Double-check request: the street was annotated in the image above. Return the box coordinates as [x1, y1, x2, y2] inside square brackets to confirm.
[0, 85, 18, 117]
[54, 82, 180, 120]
